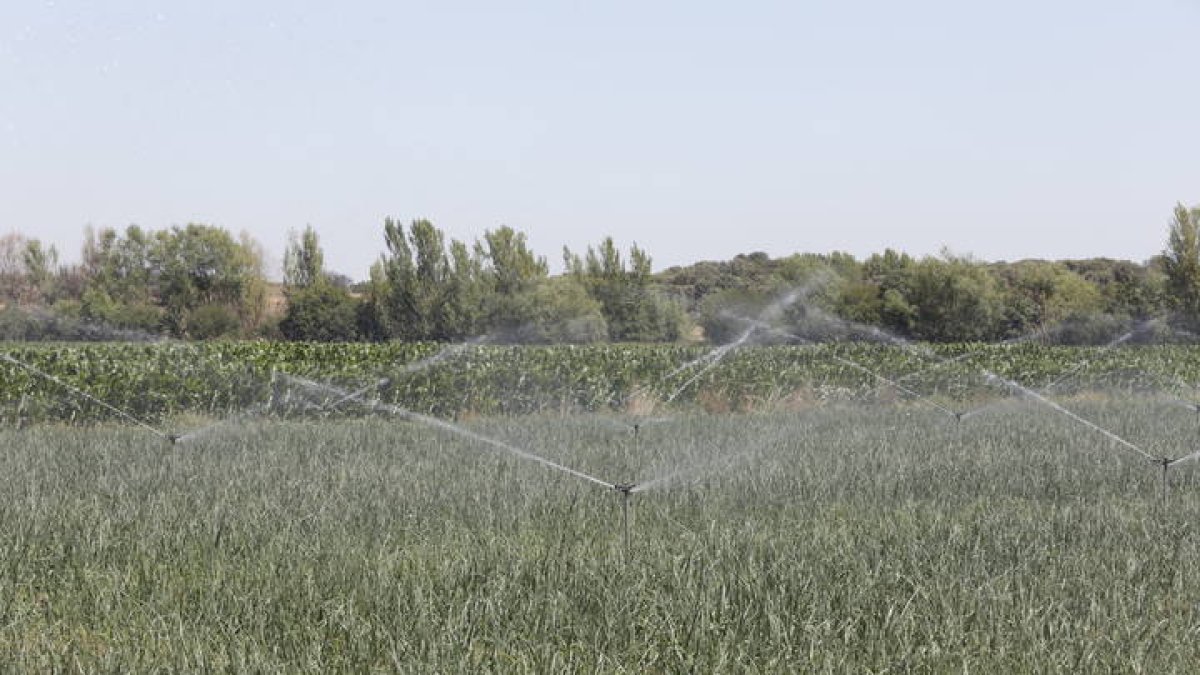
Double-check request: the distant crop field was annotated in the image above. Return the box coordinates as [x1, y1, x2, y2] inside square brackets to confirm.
[4, 341, 1200, 424]
[3, 400, 1200, 671]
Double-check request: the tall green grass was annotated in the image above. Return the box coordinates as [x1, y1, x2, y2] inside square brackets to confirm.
[3, 398, 1200, 670]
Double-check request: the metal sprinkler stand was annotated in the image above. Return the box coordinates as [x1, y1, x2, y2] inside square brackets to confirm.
[1156, 457, 1172, 501]
[613, 482, 636, 565]
[167, 433, 181, 446]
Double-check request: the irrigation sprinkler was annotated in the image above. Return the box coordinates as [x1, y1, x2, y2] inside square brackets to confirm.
[1155, 456, 1172, 501]
[612, 482, 637, 565]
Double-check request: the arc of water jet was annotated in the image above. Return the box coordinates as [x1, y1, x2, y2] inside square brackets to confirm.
[281, 373, 622, 490]
[369, 401, 616, 489]
[890, 332, 1038, 388]
[825, 354, 960, 419]
[317, 377, 390, 410]
[981, 369, 1156, 462]
[623, 285, 819, 407]
[396, 336, 491, 376]
[1167, 449, 1200, 468]
[891, 349, 979, 385]
[764, 327, 960, 419]
[631, 445, 759, 494]
[1135, 371, 1200, 413]
[953, 324, 1153, 423]
[1, 353, 172, 441]
[1038, 326, 1141, 394]
[173, 403, 270, 444]
[276, 372, 619, 487]
[663, 326, 760, 403]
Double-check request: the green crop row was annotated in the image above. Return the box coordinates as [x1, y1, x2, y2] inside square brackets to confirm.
[3, 341, 1200, 425]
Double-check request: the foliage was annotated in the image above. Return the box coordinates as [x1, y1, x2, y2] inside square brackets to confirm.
[1163, 203, 1200, 325]
[565, 237, 689, 342]
[282, 225, 324, 288]
[279, 282, 361, 342]
[4, 403, 1200, 670]
[76, 224, 270, 338]
[2, 199, 1198, 344]
[7, 340, 1200, 424]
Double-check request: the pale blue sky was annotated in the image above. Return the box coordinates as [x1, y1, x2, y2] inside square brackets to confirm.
[2, 1, 1198, 281]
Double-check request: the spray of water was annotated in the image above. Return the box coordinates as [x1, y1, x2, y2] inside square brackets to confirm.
[273, 372, 618, 488]
[1167, 449, 1200, 468]
[0, 306, 172, 343]
[371, 400, 617, 489]
[618, 281, 831, 409]
[660, 286, 823, 404]
[980, 369, 1156, 462]
[1, 353, 172, 441]
[1038, 324, 1143, 394]
[664, 325, 758, 403]
[396, 335, 491, 376]
[761, 327, 959, 418]
[948, 323, 1151, 422]
[890, 330, 1046, 389]
[631, 443, 761, 493]
[825, 353, 959, 419]
[172, 404, 270, 444]
[175, 338, 491, 442]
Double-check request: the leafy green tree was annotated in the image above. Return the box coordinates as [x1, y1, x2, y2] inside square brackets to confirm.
[565, 237, 688, 342]
[279, 283, 361, 342]
[283, 225, 325, 289]
[522, 277, 607, 343]
[994, 261, 1105, 337]
[1162, 203, 1200, 323]
[1063, 258, 1166, 320]
[357, 260, 392, 342]
[1, 233, 38, 305]
[279, 225, 361, 341]
[21, 239, 60, 305]
[377, 218, 454, 340]
[478, 226, 549, 334]
[153, 224, 268, 338]
[441, 240, 488, 339]
[907, 252, 1005, 342]
[188, 303, 242, 339]
[79, 226, 164, 332]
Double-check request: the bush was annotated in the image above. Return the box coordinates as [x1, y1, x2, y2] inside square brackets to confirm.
[279, 283, 360, 342]
[189, 304, 241, 339]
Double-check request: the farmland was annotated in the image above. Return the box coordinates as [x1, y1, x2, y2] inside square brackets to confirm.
[5, 341, 1200, 670]
[4, 340, 1200, 424]
[4, 400, 1200, 670]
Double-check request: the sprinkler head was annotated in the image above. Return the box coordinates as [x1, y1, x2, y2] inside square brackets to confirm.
[613, 482, 636, 495]
[1156, 456, 1173, 469]
[167, 433, 181, 445]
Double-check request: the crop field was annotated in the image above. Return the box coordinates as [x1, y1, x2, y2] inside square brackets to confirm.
[5, 386, 1200, 670]
[6, 340, 1200, 424]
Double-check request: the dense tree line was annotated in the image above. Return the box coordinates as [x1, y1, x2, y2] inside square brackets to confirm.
[2, 203, 1199, 343]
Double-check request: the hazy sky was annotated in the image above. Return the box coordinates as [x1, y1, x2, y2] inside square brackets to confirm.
[2, 1, 1199, 281]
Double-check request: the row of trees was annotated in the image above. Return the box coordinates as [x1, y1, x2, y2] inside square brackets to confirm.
[682, 249, 1167, 344]
[281, 220, 687, 343]
[2, 203, 1198, 343]
[2, 225, 268, 339]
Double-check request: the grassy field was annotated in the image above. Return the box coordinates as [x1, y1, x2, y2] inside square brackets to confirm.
[4, 396, 1200, 671]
